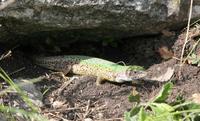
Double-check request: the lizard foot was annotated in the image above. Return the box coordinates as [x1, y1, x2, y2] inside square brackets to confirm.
[96, 77, 104, 86]
[48, 72, 69, 81]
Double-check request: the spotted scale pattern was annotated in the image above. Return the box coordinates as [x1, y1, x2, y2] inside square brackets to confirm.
[34, 55, 146, 82]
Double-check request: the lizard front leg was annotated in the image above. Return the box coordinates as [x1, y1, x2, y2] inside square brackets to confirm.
[96, 77, 104, 86]
[49, 65, 72, 81]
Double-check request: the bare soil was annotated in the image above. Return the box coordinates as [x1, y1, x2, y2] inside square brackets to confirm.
[1, 26, 200, 121]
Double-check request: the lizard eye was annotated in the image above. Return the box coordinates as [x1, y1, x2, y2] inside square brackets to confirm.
[126, 70, 137, 76]
[126, 68, 136, 75]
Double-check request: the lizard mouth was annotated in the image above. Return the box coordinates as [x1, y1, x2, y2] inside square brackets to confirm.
[115, 71, 147, 83]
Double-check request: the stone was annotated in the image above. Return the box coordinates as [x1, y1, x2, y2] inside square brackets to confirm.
[0, 0, 199, 44]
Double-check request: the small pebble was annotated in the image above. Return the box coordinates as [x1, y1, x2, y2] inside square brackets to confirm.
[84, 118, 93, 121]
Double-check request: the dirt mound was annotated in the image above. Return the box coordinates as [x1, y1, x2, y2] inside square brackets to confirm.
[1, 27, 200, 120]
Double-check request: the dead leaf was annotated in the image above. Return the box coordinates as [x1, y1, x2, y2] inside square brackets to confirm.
[161, 30, 175, 37]
[191, 93, 200, 104]
[52, 100, 66, 109]
[149, 67, 174, 82]
[158, 46, 174, 60]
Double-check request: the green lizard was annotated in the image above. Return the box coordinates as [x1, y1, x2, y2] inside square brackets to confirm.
[34, 55, 147, 84]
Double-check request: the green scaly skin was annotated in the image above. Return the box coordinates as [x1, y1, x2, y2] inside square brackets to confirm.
[34, 55, 147, 84]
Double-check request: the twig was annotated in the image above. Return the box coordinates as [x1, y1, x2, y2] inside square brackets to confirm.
[178, 0, 193, 79]
[9, 67, 25, 75]
[0, 50, 12, 61]
[0, 45, 19, 61]
[95, 118, 123, 121]
[83, 100, 91, 118]
[183, 38, 200, 64]
[55, 76, 78, 95]
[116, 61, 126, 66]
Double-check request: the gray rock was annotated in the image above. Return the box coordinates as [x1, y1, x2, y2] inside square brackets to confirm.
[0, 0, 199, 43]
[0, 113, 7, 121]
[13, 78, 44, 108]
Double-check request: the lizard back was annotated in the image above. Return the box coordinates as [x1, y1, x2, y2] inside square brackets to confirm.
[34, 55, 124, 72]
[33, 55, 145, 82]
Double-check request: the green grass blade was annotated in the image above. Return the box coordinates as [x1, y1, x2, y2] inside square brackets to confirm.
[152, 82, 173, 103]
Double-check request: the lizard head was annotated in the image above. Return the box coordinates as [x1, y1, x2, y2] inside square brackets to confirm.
[115, 66, 147, 83]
